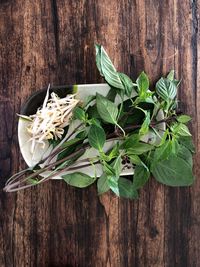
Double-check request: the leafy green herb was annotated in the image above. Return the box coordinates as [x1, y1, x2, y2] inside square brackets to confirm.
[88, 124, 106, 151]
[5, 44, 195, 200]
[62, 172, 96, 188]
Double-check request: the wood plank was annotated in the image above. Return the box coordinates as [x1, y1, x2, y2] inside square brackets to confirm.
[0, 0, 199, 266]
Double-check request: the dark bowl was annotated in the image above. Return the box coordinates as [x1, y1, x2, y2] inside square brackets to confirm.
[21, 85, 74, 116]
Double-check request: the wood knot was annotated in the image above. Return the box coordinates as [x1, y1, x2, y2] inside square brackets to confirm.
[145, 39, 154, 50]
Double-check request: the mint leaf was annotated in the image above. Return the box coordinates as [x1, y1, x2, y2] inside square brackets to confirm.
[97, 173, 110, 195]
[111, 155, 122, 177]
[118, 72, 134, 96]
[88, 124, 106, 151]
[95, 44, 124, 90]
[96, 93, 118, 124]
[178, 136, 195, 153]
[177, 145, 193, 167]
[127, 142, 154, 155]
[108, 176, 119, 196]
[118, 178, 138, 199]
[136, 71, 149, 96]
[62, 172, 96, 188]
[167, 70, 175, 81]
[133, 164, 150, 189]
[177, 115, 191, 123]
[156, 77, 177, 100]
[139, 111, 151, 136]
[73, 107, 86, 121]
[172, 123, 191, 136]
[151, 155, 195, 186]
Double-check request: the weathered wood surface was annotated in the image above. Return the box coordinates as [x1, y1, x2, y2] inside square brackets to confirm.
[0, 0, 199, 266]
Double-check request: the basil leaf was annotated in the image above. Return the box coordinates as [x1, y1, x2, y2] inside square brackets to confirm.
[111, 155, 122, 177]
[151, 155, 195, 186]
[118, 178, 138, 199]
[139, 111, 151, 136]
[62, 172, 96, 188]
[97, 173, 110, 195]
[136, 71, 149, 96]
[172, 123, 191, 136]
[108, 176, 119, 196]
[121, 134, 139, 149]
[118, 72, 134, 96]
[96, 93, 118, 124]
[177, 115, 191, 123]
[61, 138, 81, 149]
[167, 70, 175, 81]
[95, 44, 124, 89]
[128, 154, 142, 165]
[133, 164, 150, 189]
[127, 142, 154, 155]
[88, 124, 106, 151]
[178, 136, 195, 153]
[156, 77, 177, 100]
[177, 145, 193, 167]
[73, 107, 86, 121]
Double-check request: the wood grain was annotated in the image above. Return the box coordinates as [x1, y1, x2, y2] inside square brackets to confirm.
[0, 0, 199, 266]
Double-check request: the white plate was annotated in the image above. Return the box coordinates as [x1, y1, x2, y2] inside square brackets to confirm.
[18, 83, 165, 179]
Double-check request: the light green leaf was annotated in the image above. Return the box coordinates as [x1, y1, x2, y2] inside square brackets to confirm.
[136, 71, 149, 96]
[151, 155, 195, 186]
[121, 134, 140, 150]
[97, 173, 110, 195]
[96, 93, 118, 124]
[118, 72, 134, 96]
[61, 138, 81, 149]
[128, 154, 142, 165]
[118, 178, 138, 199]
[177, 115, 191, 123]
[167, 70, 175, 81]
[88, 124, 106, 151]
[177, 145, 193, 167]
[178, 136, 195, 153]
[62, 172, 96, 188]
[139, 111, 151, 136]
[127, 142, 154, 155]
[172, 123, 191, 136]
[73, 107, 86, 121]
[111, 155, 122, 177]
[108, 176, 119, 196]
[156, 77, 177, 100]
[133, 164, 150, 189]
[95, 44, 124, 89]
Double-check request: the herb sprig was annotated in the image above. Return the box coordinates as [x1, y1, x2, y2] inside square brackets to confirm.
[4, 45, 195, 199]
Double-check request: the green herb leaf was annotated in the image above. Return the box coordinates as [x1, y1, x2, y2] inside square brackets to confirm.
[172, 123, 191, 136]
[62, 172, 96, 188]
[156, 77, 177, 100]
[111, 155, 122, 177]
[151, 155, 195, 186]
[118, 72, 134, 96]
[97, 173, 110, 195]
[108, 176, 119, 196]
[133, 164, 150, 189]
[88, 124, 106, 151]
[177, 145, 193, 167]
[96, 93, 118, 124]
[178, 136, 195, 153]
[136, 71, 149, 96]
[95, 44, 124, 89]
[127, 142, 154, 155]
[118, 178, 138, 199]
[73, 107, 86, 121]
[167, 70, 175, 81]
[139, 111, 151, 136]
[177, 115, 191, 123]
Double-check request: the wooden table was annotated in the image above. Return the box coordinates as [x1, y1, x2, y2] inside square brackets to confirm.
[0, 1, 199, 266]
